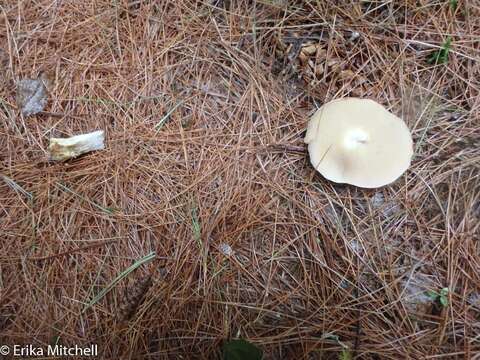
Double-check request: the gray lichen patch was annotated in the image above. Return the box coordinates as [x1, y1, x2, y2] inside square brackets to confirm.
[16, 78, 48, 116]
[401, 272, 437, 314]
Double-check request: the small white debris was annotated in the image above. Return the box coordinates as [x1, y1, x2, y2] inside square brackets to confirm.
[371, 192, 385, 208]
[349, 239, 363, 256]
[218, 243, 233, 256]
[467, 293, 480, 308]
[349, 31, 360, 42]
[48, 130, 105, 161]
[339, 279, 350, 289]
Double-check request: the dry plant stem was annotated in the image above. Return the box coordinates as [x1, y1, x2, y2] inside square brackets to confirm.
[0, 1, 479, 359]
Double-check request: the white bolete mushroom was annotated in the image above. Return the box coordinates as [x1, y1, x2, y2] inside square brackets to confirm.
[304, 98, 413, 188]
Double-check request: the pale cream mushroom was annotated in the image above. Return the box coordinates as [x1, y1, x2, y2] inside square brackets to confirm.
[304, 98, 413, 188]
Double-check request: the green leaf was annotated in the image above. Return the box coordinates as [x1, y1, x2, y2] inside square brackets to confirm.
[427, 37, 452, 65]
[104, 207, 118, 214]
[191, 204, 201, 245]
[223, 339, 263, 360]
[50, 335, 61, 346]
[449, 0, 458, 11]
[439, 289, 449, 307]
[426, 290, 439, 300]
[324, 333, 340, 342]
[339, 349, 353, 360]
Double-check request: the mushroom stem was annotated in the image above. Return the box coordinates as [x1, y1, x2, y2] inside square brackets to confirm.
[48, 130, 105, 161]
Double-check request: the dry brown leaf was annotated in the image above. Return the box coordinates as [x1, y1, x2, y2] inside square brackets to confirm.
[301, 44, 317, 56]
[340, 69, 356, 80]
[315, 63, 325, 76]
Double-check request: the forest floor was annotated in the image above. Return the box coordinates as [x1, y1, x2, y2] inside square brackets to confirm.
[1, 1, 479, 359]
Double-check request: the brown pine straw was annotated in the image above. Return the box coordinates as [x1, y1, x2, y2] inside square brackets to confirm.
[1, 1, 479, 358]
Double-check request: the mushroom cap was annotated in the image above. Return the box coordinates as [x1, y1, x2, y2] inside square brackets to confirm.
[304, 98, 413, 188]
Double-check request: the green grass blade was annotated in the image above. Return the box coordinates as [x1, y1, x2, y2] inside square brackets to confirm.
[154, 100, 185, 131]
[427, 37, 452, 65]
[82, 251, 156, 313]
[56, 182, 115, 214]
[1, 174, 33, 200]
